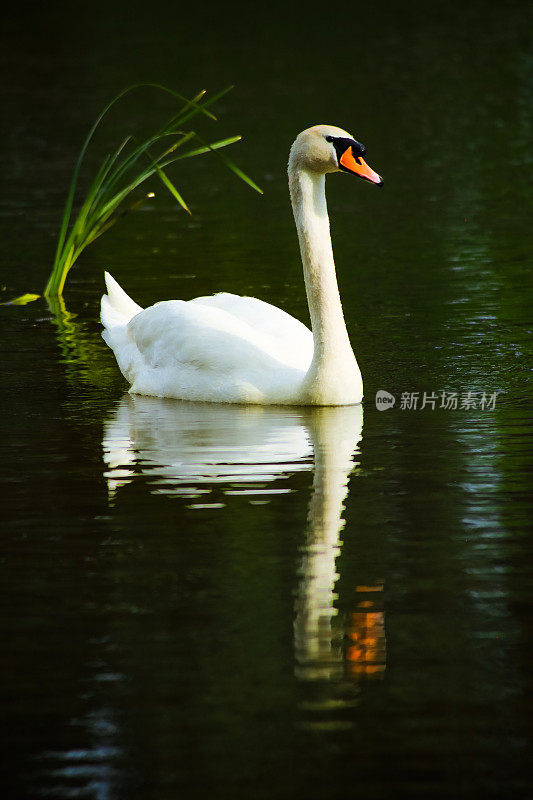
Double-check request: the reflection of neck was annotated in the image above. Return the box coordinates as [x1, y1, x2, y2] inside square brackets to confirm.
[294, 406, 363, 678]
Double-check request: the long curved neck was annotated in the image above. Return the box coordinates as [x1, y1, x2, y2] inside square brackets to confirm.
[289, 167, 354, 364]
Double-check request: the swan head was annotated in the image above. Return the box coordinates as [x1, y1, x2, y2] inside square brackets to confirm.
[289, 124, 383, 186]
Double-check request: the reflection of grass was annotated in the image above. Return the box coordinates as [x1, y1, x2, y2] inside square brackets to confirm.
[45, 84, 262, 298]
[47, 295, 117, 390]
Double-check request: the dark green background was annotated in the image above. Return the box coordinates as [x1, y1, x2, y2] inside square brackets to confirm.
[1, 1, 532, 798]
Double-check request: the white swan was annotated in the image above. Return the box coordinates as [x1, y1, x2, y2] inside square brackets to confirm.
[101, 125, 383, 405]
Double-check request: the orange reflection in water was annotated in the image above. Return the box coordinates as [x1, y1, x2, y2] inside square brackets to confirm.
[346, 585, 386, 678]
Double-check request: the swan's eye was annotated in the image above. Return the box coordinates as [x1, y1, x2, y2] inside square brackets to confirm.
[325, 135, 334, 143]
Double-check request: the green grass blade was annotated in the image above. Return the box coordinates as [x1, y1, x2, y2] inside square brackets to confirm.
[50, 84, 213, 278]
[156, 90, 208, 136]
[76, 193, 154, 251]
[203, 145, 263, 194]
[178, 133, 263, 194]
[52, 87, 140, 271]
[156, 131, 196, 160]
[99, 131, 188, 198]
[46, 84, 262, 298]
[1, 293, 41, 306]
[165, 85, 233, 129]
[154, 164, 191, 213]
[98, 136, 256, 208]
[173, 135, 242, 160]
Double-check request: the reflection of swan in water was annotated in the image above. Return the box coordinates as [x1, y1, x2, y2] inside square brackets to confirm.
[294, 407, 385, 698]
[103, 395, 314, 499]
[103, 396, 385, 700]
[295, 406, 360, 680]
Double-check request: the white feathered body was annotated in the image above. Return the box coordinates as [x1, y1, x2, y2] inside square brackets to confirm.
[100, 124, 374, 406]
[101, 273, 314, 404]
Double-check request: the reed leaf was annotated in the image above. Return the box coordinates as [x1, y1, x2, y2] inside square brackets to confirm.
[153, 164, 191, 214]
[45, 84, 262, 298]
[186, 132, 264, 194]
[1, 293, 41, 306]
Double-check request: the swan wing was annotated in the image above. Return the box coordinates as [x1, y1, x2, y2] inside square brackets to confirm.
[122, 299, 311, 403]
[101, 274, 314, 404]
[189, 292, 313, 368]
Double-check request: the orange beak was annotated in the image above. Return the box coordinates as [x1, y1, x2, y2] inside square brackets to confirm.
[340, 146, 383, 186]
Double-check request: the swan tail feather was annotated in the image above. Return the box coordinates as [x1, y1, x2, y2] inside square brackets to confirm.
[101, 271, 143, 330]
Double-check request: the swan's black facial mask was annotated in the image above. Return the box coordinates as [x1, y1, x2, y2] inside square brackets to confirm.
[326, 135, 366, 162]
[325, 135, 383, 186]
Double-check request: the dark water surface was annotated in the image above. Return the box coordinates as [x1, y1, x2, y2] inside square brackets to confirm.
[1, 1, 532, 798]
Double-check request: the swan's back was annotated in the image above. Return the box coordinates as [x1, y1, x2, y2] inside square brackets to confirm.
[100, 273, 313, 404]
